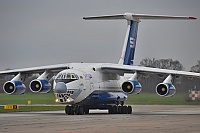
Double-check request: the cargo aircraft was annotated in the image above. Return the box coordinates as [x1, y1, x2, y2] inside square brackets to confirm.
[1, 13, 198, 115]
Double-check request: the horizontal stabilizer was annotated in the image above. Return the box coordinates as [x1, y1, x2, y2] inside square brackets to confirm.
[83, 12, 196, 66]
[83, 13, 197, 21]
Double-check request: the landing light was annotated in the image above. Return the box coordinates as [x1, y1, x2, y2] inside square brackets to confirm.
[55, 99, 59, 103]
[66, 97, 74, 103]
[66, 98, 71, 102]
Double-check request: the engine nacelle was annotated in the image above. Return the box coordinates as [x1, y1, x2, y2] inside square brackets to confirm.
[121, 80, 142, 94]
[29, 79, 51, 93]
[3, 81, 26, 94]
[156, 83, 176, 97]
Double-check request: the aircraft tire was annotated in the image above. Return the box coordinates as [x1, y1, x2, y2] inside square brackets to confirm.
[108, 106, 113, 114]
[113, 106, 118, 114]
[74, 106, 84, 115]
[118, 106, 122, 114]
[78, 106, 84, 115]
[65, 105, 69, 114]
[75, 106, 80, 115]
[68, 106, 74, 115]
[127, 106, 132, 114]
[122, 106, 128, 114]
[67, 106, 71, 115]
[84, 107, 89, 114]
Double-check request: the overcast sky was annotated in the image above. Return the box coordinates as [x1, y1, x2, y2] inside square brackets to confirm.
[0, 0, 199, 71]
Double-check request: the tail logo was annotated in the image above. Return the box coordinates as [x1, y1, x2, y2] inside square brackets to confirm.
[130, 37, 136, 48]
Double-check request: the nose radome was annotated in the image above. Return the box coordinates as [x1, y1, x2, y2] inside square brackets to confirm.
[54, 82, 67, 93]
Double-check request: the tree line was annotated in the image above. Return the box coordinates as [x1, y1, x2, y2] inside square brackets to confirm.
[139, 58, 200, 93]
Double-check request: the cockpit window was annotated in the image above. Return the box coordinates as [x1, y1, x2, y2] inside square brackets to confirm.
[56, 73, 79, 80]
[55, 73, 79, 83]
[67, 73, 71, 79]
[71, 74, 76, 79]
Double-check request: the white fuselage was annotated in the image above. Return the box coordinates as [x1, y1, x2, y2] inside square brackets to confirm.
[53, 63, 128, 105]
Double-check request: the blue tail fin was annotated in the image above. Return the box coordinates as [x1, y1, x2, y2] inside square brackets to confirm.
[121, 20, 139, 65]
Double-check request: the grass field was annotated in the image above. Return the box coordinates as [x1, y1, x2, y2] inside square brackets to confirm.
[126, 92, 200, 105]
[0, 92, 200, 113]
[0, 92, 64, 113]
[0, 92, 58, 105]
[0, 106, 65, 113]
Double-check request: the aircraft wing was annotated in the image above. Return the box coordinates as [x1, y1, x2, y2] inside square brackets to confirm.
[101, 63, 200, 77]
[0, 63, 70, 75]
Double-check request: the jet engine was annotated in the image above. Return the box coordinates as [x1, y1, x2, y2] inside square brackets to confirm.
[29, 71, 53, 93]
[3, 81, 26, 94]
[29, 79, 51, 93]
[156, 74, 176, 97]
[156, 83, 176, 97]
[121, 80, 142, 94]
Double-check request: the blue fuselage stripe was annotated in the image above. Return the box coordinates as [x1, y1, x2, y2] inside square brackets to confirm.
[77, 90, 127, 107]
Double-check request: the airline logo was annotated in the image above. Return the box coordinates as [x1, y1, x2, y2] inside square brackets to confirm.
[83, 74, 92, 80]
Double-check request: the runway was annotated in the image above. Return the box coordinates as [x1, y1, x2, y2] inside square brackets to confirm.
[0, 105, 200, 133]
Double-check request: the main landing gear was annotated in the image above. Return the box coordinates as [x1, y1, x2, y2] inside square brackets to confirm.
[65, 105, 132, 115]
[65, 105, 89, 115]
[108, 96, 132, 114]
[108, 105, 132, 114]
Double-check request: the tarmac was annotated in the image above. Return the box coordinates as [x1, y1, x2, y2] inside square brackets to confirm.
[0, 105, 200, 133]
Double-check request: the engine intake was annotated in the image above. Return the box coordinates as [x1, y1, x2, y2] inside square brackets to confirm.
[3, 81, 26, 94]
[29, 79, 51, 93]
[121, 80, 142, 94]
[156, 83, 176, 97]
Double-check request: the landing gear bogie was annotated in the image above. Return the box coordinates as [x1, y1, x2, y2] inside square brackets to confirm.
[65, 105, 86, 115]
[108, 105, 132, 114]
[65, 105, 132, 115]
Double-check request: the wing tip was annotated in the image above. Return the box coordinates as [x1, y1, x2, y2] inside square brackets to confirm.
[189, 16, 197, 20]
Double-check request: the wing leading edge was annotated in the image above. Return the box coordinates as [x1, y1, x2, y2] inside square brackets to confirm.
[0, 63, 70, 75]
[101, 64, 200, 77]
